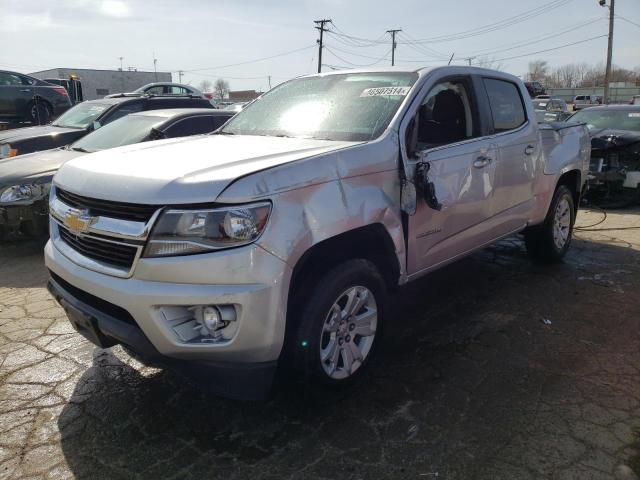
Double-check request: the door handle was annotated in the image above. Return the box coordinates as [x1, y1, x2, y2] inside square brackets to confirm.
[473, 155, 492, 168]
[19, 89, 31, 92]
[524, 145, 535, 155]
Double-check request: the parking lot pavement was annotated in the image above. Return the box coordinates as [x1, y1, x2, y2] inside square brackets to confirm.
[1, 209, 640, 480]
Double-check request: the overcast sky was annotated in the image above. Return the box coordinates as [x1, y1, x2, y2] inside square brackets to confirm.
[1, 0, 638, 92]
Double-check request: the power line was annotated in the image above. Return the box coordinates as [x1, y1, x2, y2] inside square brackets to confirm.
[615, 14, 640, 29]
[324, 47, 391, 67]
[490, 35, 607, 62]
[181, 45, 316, 73]
[401, 0, 574, 44]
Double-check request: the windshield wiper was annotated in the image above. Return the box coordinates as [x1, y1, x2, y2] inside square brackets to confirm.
[70, 146, 91, 153]
[212, 130, 234, 135]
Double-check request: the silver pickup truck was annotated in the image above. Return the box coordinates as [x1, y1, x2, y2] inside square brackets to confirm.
[45, 66, 590, 399]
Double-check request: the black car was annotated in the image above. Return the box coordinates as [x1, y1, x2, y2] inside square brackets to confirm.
[566, 105, 640, 206]
[524, 81, 546, 98]
[0, 70, 72, 124]
[0, 95, 213, 159]
[0, 108, 234, 239]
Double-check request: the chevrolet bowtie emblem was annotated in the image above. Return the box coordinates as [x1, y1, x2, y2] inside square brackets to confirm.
[64, 209, 95, 234]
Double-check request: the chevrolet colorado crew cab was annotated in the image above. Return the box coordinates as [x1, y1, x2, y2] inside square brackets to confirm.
[45, 66, 590, 399]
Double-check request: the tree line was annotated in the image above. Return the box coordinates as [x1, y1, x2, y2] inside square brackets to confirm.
[526, 60, 640, 88]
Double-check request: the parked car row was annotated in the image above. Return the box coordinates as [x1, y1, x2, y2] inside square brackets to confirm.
[0, 96, 234, 239]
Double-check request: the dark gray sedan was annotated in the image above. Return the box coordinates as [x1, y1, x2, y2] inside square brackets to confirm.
[0, 108, 234, 239]
[0, 70, 72, 124]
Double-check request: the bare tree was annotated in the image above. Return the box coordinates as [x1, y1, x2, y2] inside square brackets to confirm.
[214, 79, 230, 100]
[474, 55, 504, 71]
[197, 80, 213, 92]
[527, 60, 548, 82]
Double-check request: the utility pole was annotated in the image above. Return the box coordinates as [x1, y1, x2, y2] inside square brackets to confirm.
[600, 0, 615, 104]
[268, 75, 272, 89]
[153, 52, 158, 81]
[448, 53, 455, 65]
[178, 71, 184, 83]
[467, 56, 476, 66]
[386, 29, 401, 66]
[118, 56, 123, 71]
[314, 19, 332, 73]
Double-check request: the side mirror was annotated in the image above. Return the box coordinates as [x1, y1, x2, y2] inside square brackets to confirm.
[405, 117, 419, 159]
[91, 121, 101, 131]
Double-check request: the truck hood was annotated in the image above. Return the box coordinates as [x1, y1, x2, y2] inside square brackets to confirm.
[0, 147, 85, 187]
[54, 134, 360, 204]
[0, 125, 81, 144]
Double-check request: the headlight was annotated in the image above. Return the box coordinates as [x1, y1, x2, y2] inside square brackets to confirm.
[0, 183, 50, 204]
[0, 144, 18, 158]
[144, 202, 271, 257]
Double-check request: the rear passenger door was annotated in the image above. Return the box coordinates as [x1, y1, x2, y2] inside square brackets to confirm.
[0, 72, 33, 118]
[480, 77, 539, 236]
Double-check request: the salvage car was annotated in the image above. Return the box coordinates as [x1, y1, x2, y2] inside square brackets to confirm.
[0, 109, 234, 239]
[524, 81, 546, 97]
[45, 66, 589, 400]
[567, 105, 640, 206]
[0, 70, 72, 124]
[532, 98, 571, 123]
[0, 95, 213, 159]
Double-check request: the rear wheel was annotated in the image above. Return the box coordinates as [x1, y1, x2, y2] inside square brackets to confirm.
[25, 101, 51, 124]
[525, 184, 575, 263]
[287, 259, 386, 391]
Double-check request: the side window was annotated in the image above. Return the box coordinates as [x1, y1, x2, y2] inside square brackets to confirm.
[170, 86, 188, 94]
[102, 102, 143, 125]
[145, 86, 165, 95]
[482, 78, 526, 132]
[0, 72, 25, 86]
[416, 79, 476, 148]
[211, 115, 231, 130]
[164, 116, 216, 138]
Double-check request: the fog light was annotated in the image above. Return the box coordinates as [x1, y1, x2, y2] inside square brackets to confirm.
[202, 306, 221, 334]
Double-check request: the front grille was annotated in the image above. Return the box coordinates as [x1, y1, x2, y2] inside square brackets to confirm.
[56, 188, 160, 222]
[59, 225, 138, 269]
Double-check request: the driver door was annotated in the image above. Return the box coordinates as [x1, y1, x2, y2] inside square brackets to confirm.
[406, 77, 498, 277]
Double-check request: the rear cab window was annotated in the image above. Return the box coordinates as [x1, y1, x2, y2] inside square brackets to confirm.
[482, 78, 526, 132]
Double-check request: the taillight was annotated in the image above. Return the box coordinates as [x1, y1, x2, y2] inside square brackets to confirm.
[204, 93, 213, 100]
[52, 87, 69, 96]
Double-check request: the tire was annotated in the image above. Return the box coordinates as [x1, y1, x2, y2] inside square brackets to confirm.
[287, 259, 387, 391]
[25, 100, 51, 125]
[525, 184, 575, 263]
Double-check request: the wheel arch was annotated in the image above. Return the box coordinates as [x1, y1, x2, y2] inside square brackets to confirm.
[557, 169, 581, 213]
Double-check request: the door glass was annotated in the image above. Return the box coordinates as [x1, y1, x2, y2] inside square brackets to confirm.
[145, 86, 164, 95]
[170, 86, 187, 94]
[0, 73, 24, 86]
[102, 102, 144, 124]
[483, 78, 526, 131]
[165, 116, 216, 137]
[416, 80, 475, 149]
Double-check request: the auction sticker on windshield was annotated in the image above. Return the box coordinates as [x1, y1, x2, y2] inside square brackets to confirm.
[361, 86, 411, 97]
[629, 113, 640, 117]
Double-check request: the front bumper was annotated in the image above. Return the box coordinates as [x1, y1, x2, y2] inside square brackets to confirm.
[47, 274, 277, 400]
[45, 238, 292, 399]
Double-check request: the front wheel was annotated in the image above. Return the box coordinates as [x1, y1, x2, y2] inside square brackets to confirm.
[288, 259, 387, 390]
[525, 184, 575, 263]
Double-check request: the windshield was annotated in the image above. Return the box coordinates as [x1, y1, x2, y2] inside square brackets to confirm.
[568, 109, 640, 132]
[220, 72, 418, 141]
[70, 115, 165, 152]
[53, 102, 110, 128]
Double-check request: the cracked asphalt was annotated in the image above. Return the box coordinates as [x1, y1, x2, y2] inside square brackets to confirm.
[1, 208, 640, 479]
